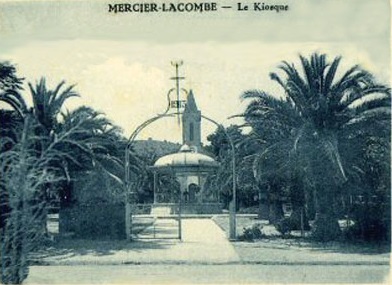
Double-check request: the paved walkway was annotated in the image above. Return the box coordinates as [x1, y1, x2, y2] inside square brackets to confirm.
[28, 218, 390, 284]
[131, 218, 239, 263]
[178, 219, 240, 263]
[34, 218, 389, 266]
[35, 219, 240, 265]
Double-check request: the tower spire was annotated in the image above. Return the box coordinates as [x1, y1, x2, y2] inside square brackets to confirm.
[182, 89, 201, 150]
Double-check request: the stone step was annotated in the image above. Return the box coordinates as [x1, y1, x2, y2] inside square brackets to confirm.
[150, 206, 173, 216]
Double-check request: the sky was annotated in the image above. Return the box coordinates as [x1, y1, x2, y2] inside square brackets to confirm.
[0, 0, 390, 144]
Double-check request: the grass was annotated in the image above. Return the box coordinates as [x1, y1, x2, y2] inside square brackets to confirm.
[212, 215, 281, 239]
[211, 215, 390, 254]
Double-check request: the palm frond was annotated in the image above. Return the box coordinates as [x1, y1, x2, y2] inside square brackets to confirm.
[0, 90, 28, 117]
[50, 84, 79, 117]
[324, 56, 341, 95]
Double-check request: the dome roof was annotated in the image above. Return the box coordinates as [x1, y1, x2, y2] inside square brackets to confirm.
[153, 144, 218, 169]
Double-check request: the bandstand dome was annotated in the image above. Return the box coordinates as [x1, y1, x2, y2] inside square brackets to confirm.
[153, 144, 218, 170]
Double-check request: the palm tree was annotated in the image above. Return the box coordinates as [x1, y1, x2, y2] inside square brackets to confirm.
[0, 62, 24, 91]
[28, 78, 79, 151]
[0, 115, 65, 284]
[206, 125, 252, 210]
[56, 106, 124, 204]
[1, 77, 79, 135]
[1, 76, 124, 282]
[0, 62, 26, 118]
[0, 106, 124, 284]
[2, 76, 124, 212]
[3, 78, 80, 231]
[242, 53, 391, 241]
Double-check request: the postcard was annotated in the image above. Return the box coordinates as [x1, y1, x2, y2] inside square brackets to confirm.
[0, 0, 390, 284]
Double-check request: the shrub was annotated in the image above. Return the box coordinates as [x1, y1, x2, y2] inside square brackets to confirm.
[349, 199, 391, 242]
[275, 217, 293, 237]
[238, 223, 263, 241]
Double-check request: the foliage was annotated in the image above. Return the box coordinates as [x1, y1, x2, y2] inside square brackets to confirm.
[60, 203, 126, 239]
[206, 125, 261, 209]
[346, 195, 391, 242]
[340, 135, 391, 241]
[58, 106, 124, 175]
[0, 64, 126, 282]
[0, 114, 85, 283]
[0, 110, 23, 152]
[205, 125, 244, 157]
[238, 223, 264, 242]
[28, 78, 79, 135]
[274, 217, 294, 237]
[241, 53, 391, 241]
[0, 62, 24, 91]
[127, 141, 181, 204]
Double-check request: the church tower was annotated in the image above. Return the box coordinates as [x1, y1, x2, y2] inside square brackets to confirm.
[182, 90, 201, 150]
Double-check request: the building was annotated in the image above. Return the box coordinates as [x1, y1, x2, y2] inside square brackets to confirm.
[151, 90, 222, 214]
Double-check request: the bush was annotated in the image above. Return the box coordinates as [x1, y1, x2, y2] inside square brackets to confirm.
[344, 219, 390, 242]
[237, 206, 259, 214]
[238, 223, 263, 241]
[275, 217, 294, 237]
[59, 203, 126, 239]
[349, 199, 391, 242]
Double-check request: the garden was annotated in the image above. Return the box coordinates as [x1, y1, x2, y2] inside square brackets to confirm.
[1, 52, 391, 284]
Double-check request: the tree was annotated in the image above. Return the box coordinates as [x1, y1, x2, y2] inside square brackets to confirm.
[0, 69, 125, 281]
[206, 125, 261, 210]
[0, 110, 24, 235]
[1, 77, 79, 156]
[28, 78, 79, 143]
[55, 106, 125, 206]
[127, 140, 182, 204]
[0, 116, 51, 284]
[0, 62, 24, 92]
[0, 62, 26, 118]
[2, 76, 126, 209]
[0, 111, 108, 284]
[242, 53, 391, 241]
[342, 135, 391, 241]
[1, 78, 80, 234]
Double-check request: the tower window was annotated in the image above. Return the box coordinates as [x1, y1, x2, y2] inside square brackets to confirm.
[189, 123, 194, 141]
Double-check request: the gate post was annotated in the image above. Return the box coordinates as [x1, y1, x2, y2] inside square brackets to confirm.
[201, 115, 237, 240]
[178, 193, 182, 241]
[125, 201, 132, 240]
[124, 113, 176, 240]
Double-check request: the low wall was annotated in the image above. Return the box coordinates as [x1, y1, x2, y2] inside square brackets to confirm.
[59, 203, 126, 239]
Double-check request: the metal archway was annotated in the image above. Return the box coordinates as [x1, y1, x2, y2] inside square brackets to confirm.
[124, 112, 179, 240]
[124, 61, 237, 240]
[124, 112, 237, 241]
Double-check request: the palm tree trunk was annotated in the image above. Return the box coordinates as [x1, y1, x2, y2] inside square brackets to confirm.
[269, 200, 284, 224]
[257, 188, 269, 220]
[305, 187, 316, 220]
[312, 185, 341, 241]
[308, 134, 344, 241]
[288, 176, 310, 230]
[268, 189, 284, 224]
